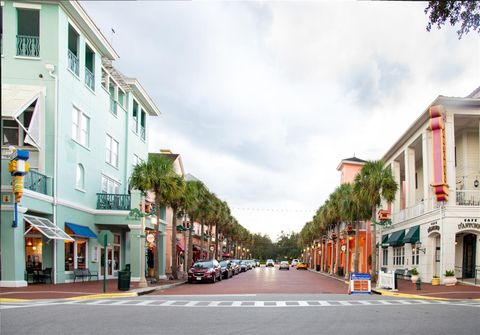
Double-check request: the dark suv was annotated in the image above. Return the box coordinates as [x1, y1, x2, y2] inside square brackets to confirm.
[219, 260, 233, 279]
[188, 260, 222, 283]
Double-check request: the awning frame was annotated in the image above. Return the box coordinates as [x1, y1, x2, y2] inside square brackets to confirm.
[65, 222, 97, 239]
[24, 214, 74, 241]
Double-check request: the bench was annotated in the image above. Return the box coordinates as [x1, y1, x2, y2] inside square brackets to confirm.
[73, 268, 99, 282]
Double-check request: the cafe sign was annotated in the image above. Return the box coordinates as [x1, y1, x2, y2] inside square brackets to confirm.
[427, 221, 440, 235]
[458, 218, 480, 231]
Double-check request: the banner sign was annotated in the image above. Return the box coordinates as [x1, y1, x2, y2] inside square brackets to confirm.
[429, 105, 448, 201]
[349, 273, 372, 295]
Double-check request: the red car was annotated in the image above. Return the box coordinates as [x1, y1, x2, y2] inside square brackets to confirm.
[188, 260, 222, 283]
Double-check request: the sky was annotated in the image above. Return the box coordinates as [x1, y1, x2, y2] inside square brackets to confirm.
[82, 1, 479, 240]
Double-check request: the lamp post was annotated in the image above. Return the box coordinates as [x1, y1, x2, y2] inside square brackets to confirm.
[138, 194, 148, 288]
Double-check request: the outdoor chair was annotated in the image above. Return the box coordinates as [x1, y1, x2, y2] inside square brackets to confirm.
[41, 267, 53, 284]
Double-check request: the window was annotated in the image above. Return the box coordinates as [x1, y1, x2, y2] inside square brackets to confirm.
[67, 24, 79, 75]
[76, 164, 85, 190]
[113, 234, 121, 272]
[109, 84, 117, 115]
[412, 245, 419, 266]
[101, 68, 108, 89]
[101, 175, 120, 194]
[65, 239, 88, 271]
[382, 248, 388, 266]
[105, 134, 119, 167]
[415, 172, 418, 190]
[140, 110, 146, 140]
[17, 8, 40, 57]
[2, 102, 35, 147]
[132, 100, 139, 132]
[118, 89, 125, 109]
[393, 246, 405, 266]
[72, 107, 90, 147]
[85, 44, 95, 90]
[132, 154, 143, 169]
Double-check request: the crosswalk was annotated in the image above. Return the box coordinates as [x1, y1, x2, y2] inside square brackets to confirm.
[2, 299, 480, 310]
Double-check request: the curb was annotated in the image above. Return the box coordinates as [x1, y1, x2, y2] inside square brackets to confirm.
[371, 289, 449, 301]
[67, 292, 138, 300]
[0, 298, 32, 303]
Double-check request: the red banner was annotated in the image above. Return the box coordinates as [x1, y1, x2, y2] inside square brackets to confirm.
[429, 105, 448, 201]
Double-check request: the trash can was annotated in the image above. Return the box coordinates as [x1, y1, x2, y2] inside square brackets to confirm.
[337, 267, 344, 277]
[118, 270, 131, 291]
[316, 265, 320, 272]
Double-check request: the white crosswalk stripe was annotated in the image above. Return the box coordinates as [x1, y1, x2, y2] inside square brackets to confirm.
[2, 299, 480, 309]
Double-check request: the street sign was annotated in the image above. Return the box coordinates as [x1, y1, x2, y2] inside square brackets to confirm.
[349, 273, 372, 295]
[146, 234, 155, 243]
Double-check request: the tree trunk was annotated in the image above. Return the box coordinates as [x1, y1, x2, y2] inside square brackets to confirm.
[187, 217, 194, 268]
[345, 226, 350, 280]
[354, 220, 360, 273]
[200, 219, 205, 260]
[154, 198, 161, 280]
[335, 224, 340, 276]
[171, 206, 178, 280]
[371, 207, 377, 282]
[330, 235, 334, 274]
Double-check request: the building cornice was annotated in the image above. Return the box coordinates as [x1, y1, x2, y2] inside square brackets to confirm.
[124, 78, 161, 116]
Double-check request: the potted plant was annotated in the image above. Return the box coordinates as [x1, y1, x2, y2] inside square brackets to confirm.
[444, 270, 457, 286]
[410, 267, 419, 283]
[431, 275, 440, 286]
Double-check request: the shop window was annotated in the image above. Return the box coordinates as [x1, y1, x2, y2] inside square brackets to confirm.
[382, 248, 388, 266]
[411, 245, 419, 265]
[25, 236, 43, 269]
[65, 238, 88, 271]
[393, 246, 405, 266]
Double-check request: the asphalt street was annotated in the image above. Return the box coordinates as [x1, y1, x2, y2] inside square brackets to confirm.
[1, 267, 479, 335]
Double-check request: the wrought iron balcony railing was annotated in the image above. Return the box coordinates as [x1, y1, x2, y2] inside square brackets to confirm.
[110, 97, 117, 116]
[456, 190, 480, 206]
[85, 67, 95, 91]
[96, 193, 131, 210]
[68, 49, 79, 75]
[24, 170, 51, 196]
[140, 126, 145, 140]
[17, 35, 39, 57]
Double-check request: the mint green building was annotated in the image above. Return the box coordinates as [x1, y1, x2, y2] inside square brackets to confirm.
[0, 0, 165, 287]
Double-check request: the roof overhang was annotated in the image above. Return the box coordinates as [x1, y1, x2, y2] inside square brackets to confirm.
[336, 159, 366, 171]
[125, 78, 161, 116]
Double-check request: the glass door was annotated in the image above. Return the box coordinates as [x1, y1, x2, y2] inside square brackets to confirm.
[100, 247, 114, 279]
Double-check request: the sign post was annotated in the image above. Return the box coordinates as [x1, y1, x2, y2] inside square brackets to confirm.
[349, 272, 372, 295]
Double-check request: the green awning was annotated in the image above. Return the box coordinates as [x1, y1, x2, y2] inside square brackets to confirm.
[381, 235, 389, 248]
[403, 225, 420, 244]
[387, 230, 405, 247]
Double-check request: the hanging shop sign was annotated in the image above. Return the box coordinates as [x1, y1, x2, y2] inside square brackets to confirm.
[457, 218, 480, 232]
[429, 105, 448, 202]
[427, 221, 440, 235]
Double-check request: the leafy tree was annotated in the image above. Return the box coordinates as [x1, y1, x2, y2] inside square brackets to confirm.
[425, 1, 480, 39]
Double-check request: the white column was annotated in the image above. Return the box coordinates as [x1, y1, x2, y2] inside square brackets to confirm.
[405, 148, 416, 208]
[422, 130, 431, 211]
[444, 112, 456, 206]
[387, 246, 394, 271]
[392, 161, 401, 214]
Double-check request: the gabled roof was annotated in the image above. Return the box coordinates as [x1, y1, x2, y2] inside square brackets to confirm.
[336, 156, 366, 170]
[466, 86, 480, 98]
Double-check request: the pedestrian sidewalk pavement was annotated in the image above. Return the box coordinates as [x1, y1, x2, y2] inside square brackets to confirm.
[307, 269, 480, 300]
[0, 278, 186, 302]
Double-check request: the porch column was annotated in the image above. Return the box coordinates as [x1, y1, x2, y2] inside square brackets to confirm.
[392, 161, 401, 214]
[128, 225, 141, 282]
[320, 241, 324, 272]
[387, 246, 394, 272]
[405, 147, 416, 208]
[444, 111, 456, 206]
[0, 206, 28, 287]
[158, 222, 167, 279]
[422, 130, 432, 210]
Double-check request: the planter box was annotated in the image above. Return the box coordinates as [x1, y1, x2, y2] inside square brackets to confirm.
[444, 276, 457, 286]
[431, 277, 440, 286]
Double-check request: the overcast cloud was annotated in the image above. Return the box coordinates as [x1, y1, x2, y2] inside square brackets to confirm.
[82, 1, 479, 240]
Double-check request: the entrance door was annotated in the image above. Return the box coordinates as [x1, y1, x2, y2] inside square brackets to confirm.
[463, 234, 476, 279]
[100, 247, 114, 279]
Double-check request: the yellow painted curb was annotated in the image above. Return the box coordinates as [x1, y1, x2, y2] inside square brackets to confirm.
[0, 298, 31, 303]
[377, 290, 449, 301]
[66, 292, 138, 301]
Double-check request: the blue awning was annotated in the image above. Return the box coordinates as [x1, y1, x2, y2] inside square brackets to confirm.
[65, 222, 97, 238]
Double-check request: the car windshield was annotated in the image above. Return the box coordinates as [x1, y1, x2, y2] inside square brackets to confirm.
[193, 261, 213, 268]
[219, 261, 227, 266]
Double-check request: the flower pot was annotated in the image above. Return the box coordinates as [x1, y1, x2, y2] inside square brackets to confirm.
[431, 277, 440, 286]
[411, 275, 419, 284]
[444, 276, 457, 286]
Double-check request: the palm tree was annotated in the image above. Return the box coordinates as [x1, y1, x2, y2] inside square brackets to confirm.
[158, 174, 186, 280]
[129, 154, 175, 280]
[354, 160, 398, 281]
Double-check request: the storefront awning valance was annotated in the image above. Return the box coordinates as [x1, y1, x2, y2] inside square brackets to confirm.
[381, 235, 389, 248]
[403, 225, 420, 244]
[387, 230, 405, 247]
[65, 222, 97, 238]
[24, 215, 73, 241]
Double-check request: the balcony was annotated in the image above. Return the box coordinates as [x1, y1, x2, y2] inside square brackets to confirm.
[96, 193, 131, 210]
[110, 97, 117, 116]
[456, 190, 480, 206]
[140, 126, 145, 140]
[68, 49, 79, 76]
[24, 170, 52, 196]
[85, 67, 95, 91]
[17, 35, 39, 57]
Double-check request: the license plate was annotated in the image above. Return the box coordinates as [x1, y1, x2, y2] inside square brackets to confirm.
[196, 277, 201, 280]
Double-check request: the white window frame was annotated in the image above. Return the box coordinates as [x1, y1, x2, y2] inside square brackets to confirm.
[101, 174, 120, 194]
[382, 248, 388, 266]
[105, 134, 119, 167]
[411, 245, 419, 266]
[393, 246, 405, 266]
[76, 163, 85, 191]
[65, 238, 88, 272]
[72, 106, 90, 148]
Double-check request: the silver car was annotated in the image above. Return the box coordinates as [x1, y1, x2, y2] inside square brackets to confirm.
[279, 261, 290, 270]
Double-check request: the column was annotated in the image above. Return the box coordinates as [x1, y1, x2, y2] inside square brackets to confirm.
[405, 147, 416, 208]
[0, 206, 28, 287]
[128, 225, 141, 282]
[405, 243, 413, 268]
[387, 246, 394, 272]
[158, 222, 167, 279]
[444, 112, 456, 206]
[422, 130, 432, 210]
[392, 161, 401, 214]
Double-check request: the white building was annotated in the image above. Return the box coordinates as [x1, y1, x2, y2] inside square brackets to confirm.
[379, 86, 480, 285]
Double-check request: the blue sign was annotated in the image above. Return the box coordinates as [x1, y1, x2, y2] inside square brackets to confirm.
[349, 272, 372, 295]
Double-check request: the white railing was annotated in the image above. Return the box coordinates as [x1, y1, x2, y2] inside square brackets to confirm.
[68, 49, 79, 75]
[377, 270, 396, 291]
[456, 190, 480, 206]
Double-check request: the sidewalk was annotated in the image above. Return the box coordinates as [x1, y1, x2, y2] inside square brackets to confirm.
[308, 268, 480, 300]
[0, 278, 186, 301]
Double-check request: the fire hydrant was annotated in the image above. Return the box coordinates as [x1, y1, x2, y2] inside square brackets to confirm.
[416, 278, 421, 290]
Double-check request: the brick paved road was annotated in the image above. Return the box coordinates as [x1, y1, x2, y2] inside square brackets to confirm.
[154, 266, 347, 295]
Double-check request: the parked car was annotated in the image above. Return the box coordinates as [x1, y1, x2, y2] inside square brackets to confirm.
[219, 260, 233, 279]
[239, 260, 248, 272]
[230, 260, 240, 275]
[266, 259, 275, 267]
[291, 259, 299, 267]
[188, 260, 222, 283]
[255, 259, 260, 267]
[296, 262, 308, 270]
[279, 261, 290, 270]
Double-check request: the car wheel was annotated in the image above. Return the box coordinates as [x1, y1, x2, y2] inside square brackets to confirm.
[212, 275, 216, 284]
[188, 279, 193, 283]
[218, 274, 222, 281]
